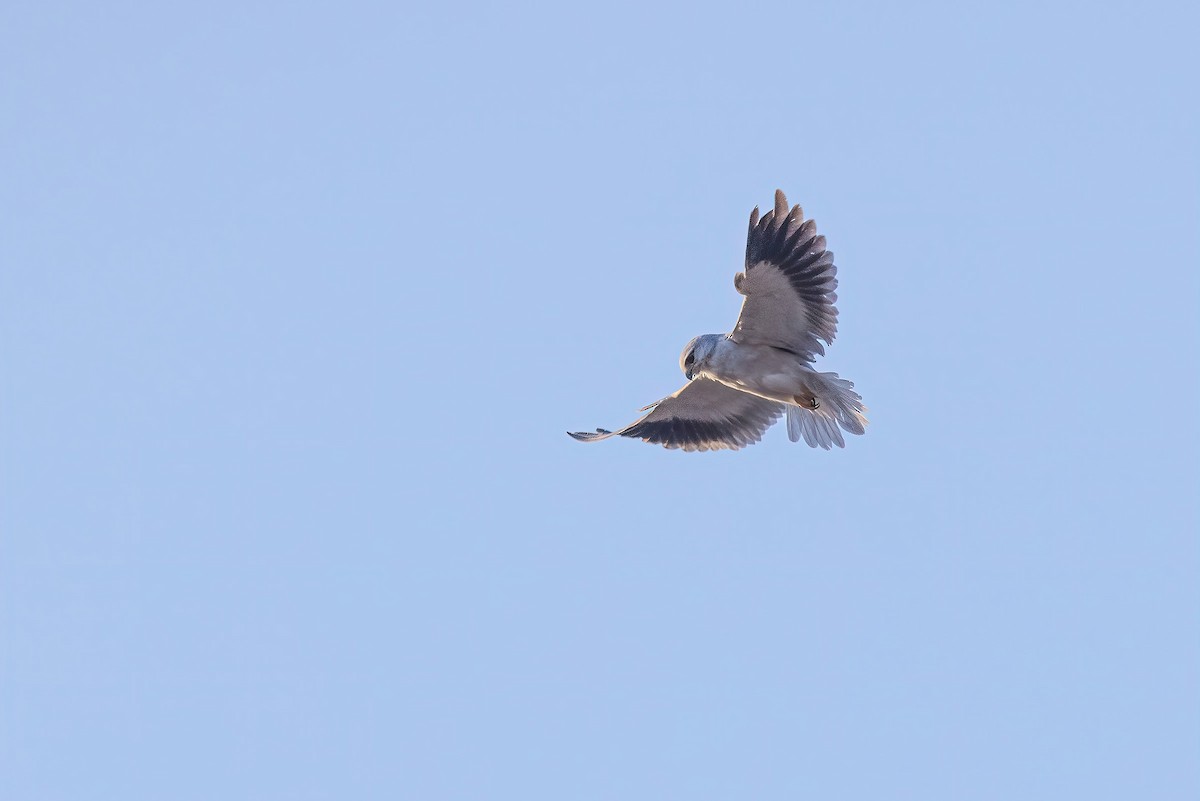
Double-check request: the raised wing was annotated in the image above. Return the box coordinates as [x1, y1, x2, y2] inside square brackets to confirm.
[568, 378, 785, 452]
[731, 189, 838, 360]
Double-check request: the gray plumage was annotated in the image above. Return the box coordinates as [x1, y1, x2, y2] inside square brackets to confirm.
[569, 190, 868, 452]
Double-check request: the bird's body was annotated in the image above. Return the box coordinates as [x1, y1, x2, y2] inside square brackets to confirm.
[693, 336, 814, 405]
[569, 190, 868, 452]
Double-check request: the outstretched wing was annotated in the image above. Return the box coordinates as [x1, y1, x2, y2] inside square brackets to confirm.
[731, 189, 838, 360]
[568, 378, 785, 452]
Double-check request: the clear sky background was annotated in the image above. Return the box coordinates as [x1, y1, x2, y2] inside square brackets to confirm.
[2, 2, 1196, 799]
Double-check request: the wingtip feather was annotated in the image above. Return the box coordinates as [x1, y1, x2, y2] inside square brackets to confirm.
[774, 189, 788, 218]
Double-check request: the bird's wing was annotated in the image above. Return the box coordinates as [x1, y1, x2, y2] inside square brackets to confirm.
[730, 189, 839, 360]
[568, 378, 785, 452]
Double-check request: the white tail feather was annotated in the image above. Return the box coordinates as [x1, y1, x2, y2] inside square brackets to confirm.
[786, 372, 868, 449]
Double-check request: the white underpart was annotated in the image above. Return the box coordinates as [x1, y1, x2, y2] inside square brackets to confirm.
[697, 335, 866, 449]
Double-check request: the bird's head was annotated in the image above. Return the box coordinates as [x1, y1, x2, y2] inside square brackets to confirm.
[679, 334, 723, 380]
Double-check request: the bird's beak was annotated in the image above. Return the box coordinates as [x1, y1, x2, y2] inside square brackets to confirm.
[685, 368, 694, 381]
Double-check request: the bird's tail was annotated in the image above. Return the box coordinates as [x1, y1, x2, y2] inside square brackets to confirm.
[786, 372, 868, 449]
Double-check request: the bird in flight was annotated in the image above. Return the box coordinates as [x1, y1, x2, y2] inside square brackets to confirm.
[569, 190, 867, 452]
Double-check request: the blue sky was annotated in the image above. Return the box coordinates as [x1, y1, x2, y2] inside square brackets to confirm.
[2, 2, 1197, 799]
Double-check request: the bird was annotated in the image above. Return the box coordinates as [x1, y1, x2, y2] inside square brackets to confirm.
[568, 189, 868, 452]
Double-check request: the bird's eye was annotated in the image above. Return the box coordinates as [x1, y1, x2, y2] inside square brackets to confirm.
[684, 352, 695, 368]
